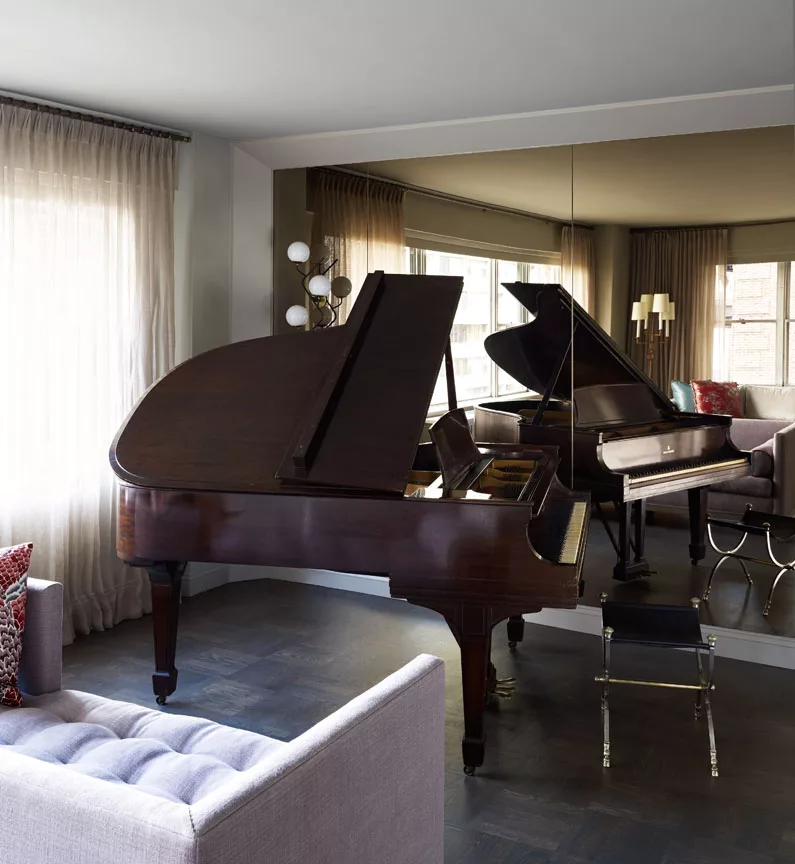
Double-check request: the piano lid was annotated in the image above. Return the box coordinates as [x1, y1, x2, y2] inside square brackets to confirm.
[111, 272, 463, 497]
[484, 283, 675, 422]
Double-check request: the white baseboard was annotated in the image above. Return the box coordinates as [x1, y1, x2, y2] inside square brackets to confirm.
[183, 564, 795, 670]
[182, 563, 231, 597]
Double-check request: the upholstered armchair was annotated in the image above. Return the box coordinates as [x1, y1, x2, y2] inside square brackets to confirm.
[2, 579, 446, 864]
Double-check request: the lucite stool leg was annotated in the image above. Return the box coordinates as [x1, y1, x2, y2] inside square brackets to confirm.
[705, 636, 718, 777]
[601, 626, 613, 768]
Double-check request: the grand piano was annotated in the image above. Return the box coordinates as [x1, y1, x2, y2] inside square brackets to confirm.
[475, 282, 751, 584]
[110, 272, 590, 774]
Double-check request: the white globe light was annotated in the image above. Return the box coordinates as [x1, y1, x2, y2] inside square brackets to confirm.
[285, 304, 309, 327]
[331, 276, 352, 298]
[308, 274, 331, 296]
[287, 241, 310, 263]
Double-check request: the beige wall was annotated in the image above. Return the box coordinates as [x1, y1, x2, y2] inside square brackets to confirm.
[273, 169, 312, 335]
[594, 225, 630, 344]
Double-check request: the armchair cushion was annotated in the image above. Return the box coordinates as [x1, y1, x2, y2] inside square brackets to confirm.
[0, 543, 33, 707]
[743, 385, 795, 420]
[0, 690, 284, 804]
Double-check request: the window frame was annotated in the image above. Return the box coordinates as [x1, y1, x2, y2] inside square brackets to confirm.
[407, 245, 560, 413]
[721, 261, 793, 386]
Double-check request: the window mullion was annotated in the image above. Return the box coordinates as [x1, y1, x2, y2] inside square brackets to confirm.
[777, 262, 788, 385]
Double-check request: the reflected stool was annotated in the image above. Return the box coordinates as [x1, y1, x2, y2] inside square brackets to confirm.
[596, 594, 718, 777]
[703, 505, 795, 616]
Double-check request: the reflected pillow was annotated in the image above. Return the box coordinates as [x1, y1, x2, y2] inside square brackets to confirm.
[691, 380, 743, 417]
[671, 380, 696, 413]
[0, 543, 33, 707]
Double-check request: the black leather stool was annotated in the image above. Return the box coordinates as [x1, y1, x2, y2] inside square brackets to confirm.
[596, 594, 718, 777]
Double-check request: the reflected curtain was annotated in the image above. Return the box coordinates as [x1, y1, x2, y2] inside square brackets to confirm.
[561, 225, 596, 316]
[310, 170, 405, 323]
[628, 228, 727, 391]
[0, 104, 178, 643]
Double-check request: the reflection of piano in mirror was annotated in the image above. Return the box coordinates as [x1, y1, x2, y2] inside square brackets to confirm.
[475, 282, 751, 581]
[111, 272, 590, 775]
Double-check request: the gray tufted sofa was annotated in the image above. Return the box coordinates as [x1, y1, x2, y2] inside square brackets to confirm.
[0, 579, 446, 864]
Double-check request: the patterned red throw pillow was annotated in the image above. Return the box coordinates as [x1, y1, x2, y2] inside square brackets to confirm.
[0, 543, 33, 707]
[691, 380, 743, 417]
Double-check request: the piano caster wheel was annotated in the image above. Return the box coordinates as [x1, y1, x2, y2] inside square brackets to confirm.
[156, 695, 167, 706]
[464, 765, 476, 776]
[508, 641, 517, 649]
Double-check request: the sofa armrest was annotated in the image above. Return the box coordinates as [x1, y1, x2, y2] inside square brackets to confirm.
[192, 654, 446, 864]
[20, 578, 63, 695]
[774, 421, 795, 516]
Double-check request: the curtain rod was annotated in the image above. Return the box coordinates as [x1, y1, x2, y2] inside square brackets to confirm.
[632, 218, 795, 232]
[0, 95, 191, 143]
[322, 165, 593, 229]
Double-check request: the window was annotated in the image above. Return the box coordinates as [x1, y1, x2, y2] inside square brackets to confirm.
[715, 262, 795, 385]
[406, 247, 560, 409]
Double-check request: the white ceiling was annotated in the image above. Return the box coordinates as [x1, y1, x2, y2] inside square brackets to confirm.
[1, 0, 793, 139]
[353, 126, 795, 226]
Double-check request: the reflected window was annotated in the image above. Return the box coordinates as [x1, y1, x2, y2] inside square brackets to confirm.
[407, 247, 560, 409]
[715, 262, 794, 386]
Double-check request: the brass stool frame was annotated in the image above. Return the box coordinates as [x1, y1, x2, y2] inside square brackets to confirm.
[703, 505, 795, 617]
[596, 595, 718, 777]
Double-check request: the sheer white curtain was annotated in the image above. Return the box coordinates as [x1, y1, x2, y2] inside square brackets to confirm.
[561, 225, 596, 315]
[0, 104, 177, 643]
[310, 170, 405, 323]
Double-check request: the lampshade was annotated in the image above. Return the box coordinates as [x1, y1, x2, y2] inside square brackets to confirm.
[285, 304, 309, 327]
[331, 276, 352, 298]
[631, 301, 644, 321]
[652, 293, 669, 315]
[308, 274, 331, 296]
[287, 241, 310, 263]
[663, 301, 676, 321]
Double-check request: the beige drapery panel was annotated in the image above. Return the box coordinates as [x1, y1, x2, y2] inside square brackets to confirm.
[561, 225, 596, 316]
[628, 228, 727, 391]
[310, 171, 405, 323]
[0, 104, 178, 643]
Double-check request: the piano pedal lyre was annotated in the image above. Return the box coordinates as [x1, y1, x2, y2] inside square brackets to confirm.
[490, 676, 517, 700]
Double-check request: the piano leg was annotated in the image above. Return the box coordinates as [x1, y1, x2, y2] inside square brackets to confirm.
[148, 561, 186, 705]
[688, 487, 708, 565]
[459, 633, 492, 775]
[613, 501, 650, 581]
[507, 615, 525, 648]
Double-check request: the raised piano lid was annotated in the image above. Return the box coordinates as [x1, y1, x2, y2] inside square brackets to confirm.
[111, 272, 463, 496]
[484, 283, 678, 427]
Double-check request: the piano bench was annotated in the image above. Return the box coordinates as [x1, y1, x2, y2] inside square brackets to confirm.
[596, 595, 719, 777]
[1, 610, 445, 864]
[703, 505, 795, 617]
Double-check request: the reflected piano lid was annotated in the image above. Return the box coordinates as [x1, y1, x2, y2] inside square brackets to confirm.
[111, 272, 463, 497]
[485, 283, 675, 418]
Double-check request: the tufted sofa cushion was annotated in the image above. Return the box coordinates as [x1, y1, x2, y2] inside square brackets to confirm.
[0, 689, 284, 805]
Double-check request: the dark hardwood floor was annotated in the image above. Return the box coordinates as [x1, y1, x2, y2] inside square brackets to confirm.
[63, 577, 795, 864]
[581, 507, 795, 638]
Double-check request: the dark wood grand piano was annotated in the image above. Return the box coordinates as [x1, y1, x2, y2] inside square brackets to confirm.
[110, 272, 590, 774]
[475, 282, 751, 583]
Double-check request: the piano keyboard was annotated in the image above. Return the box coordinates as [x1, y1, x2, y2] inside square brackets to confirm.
[530, 499, 589, 565]
[626, 457, 749, 487]
[559, 501, 589, 564]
